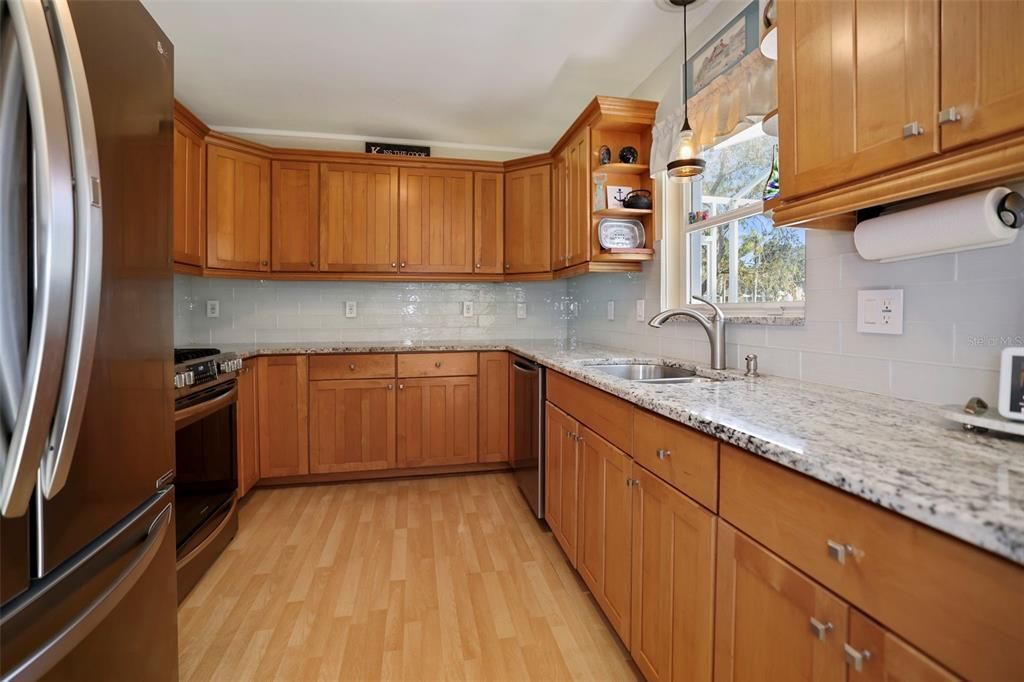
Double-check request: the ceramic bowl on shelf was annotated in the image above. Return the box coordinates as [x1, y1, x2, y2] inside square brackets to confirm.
[598, 145, 612, 165]
[598, 218, 645, 249]
[618, 146, 639, 164]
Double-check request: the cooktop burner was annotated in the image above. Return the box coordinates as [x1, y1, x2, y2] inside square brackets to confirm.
[174, 347, 221, 364]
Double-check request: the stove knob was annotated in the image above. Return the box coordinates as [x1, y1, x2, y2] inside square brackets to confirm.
[184, 371, 195, 386]
[173, 373, 185, 389]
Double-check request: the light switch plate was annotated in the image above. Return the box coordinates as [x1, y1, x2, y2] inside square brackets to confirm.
[857, 289, 903, 335]
[635, 299, 645, 322]
[462, 301, 474, 317]
[206, 300, 219, 318]
[345, 301, 357, 318]
[607, 301, 615, 321]
[516, 303, 527, 319]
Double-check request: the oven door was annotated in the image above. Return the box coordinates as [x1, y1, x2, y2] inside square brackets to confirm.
[173, 380, 237, 554]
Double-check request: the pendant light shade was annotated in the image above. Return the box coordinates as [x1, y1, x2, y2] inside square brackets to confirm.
[667, 0, 704, 183]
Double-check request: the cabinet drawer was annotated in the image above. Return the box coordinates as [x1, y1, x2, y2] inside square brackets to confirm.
[547, 372, 632, 453]
[719, 445, 1024, 681]
[397, 352, 477, 378]
[309, 354, 396, 380]
[632, 409, 718, 511]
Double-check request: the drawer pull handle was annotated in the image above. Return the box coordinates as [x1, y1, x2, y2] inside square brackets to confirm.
[938, 106, 962, 125]
[844, 644, 871, 672]
[349, 363, 357, 371]
[656, 449, 671, 460]
[809, 617, 833, 641]
[626, 478, 639, 487]
[826, 539, 855, 565]
[902, 121, 924, 138]
[434, 361, 442, 368]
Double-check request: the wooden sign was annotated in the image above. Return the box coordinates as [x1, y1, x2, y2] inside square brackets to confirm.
[365, 142, 430, 157]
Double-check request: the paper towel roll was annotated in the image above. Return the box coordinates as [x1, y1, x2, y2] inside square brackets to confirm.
[854, 187, 1019, 262]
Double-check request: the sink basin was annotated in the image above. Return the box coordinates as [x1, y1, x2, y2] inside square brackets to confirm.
[590, 363, 715, 384]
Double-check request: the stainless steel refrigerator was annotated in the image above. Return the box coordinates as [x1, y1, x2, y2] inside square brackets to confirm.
[1, 0, 177, 679]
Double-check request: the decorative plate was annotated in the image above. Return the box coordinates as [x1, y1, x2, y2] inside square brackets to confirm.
[598, 218, 645, 249]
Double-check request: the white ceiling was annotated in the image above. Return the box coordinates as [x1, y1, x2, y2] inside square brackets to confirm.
[143, 0, 719, 156]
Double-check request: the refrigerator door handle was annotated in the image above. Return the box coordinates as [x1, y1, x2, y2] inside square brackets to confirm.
[1, 0, 75, 518]
[38, 0, 103, 500]
[3, 502, 172, 682]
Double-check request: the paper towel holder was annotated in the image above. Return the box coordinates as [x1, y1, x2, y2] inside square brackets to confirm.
[997, 191, 1024, 228]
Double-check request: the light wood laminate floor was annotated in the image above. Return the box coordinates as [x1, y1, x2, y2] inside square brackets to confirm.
[178, 473, 639, 681]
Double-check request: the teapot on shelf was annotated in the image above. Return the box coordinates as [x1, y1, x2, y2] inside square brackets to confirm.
[622, 189, 652, 210]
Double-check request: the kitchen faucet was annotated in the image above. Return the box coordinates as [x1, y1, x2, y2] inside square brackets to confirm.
[648, 296, 727, 370]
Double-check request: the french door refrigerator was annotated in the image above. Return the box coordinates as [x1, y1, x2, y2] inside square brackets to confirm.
[1, 0, 177, 679]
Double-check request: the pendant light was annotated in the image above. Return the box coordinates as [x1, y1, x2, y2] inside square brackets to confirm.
[666, 0, 705, 183]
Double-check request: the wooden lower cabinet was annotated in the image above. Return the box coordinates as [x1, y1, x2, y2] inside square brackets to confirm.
[544, 402, 579, 565]
[847, 611, 957, 682]
[577, 426, 632, 645]
[477, 352, 509, 463]
[396, 376, 477, 467]
[715, 521, 848, 682]
[236, 358, 260, 497]
[309, 379, 396, 473]
[256, 355, 309, 478]
[630, 464, 715, 682]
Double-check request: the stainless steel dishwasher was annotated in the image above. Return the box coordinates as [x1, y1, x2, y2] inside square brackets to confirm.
[510, 355, 545, 518]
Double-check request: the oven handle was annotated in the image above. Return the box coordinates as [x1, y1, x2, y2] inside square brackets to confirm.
[174, 384, 237, 431]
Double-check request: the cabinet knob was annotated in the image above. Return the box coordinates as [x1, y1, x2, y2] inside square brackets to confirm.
[391, 262, 398, 268]
[844, 644, 872, 673]
[400, 261, 406, 268]
[475, 263, 482, 269]
[655, 448, 671, 460]
[826, 539, 856, 565]
[937, 106, 962, 125]
[398, 384, 405, 390]
[260, 260, 268, 266]
[902, 121, 924, 138]
[310, 260, 316, 267]
[349, 363, 357, 371]
[626, 478, 639, 487]
[434, 361, 442, 368]
[809, 617, 833, 641]
[504, 263, 510, 269]
[387, 384, 394, 391]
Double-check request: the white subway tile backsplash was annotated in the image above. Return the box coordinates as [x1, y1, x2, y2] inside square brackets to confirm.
[800, 351, 890, 395]
[840, 251, 956, 287]
[954, 236, 1024, 282]
[839, 321, 955, 364]
[890, 362, 1000, 405]
[765, 321, 841, 353]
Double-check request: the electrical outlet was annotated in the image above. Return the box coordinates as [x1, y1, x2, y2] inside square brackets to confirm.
[462, 301, 474, 317]
[516, 303, 527, 319]
[607, 301, 615, 321]
[206, 300, 219, 318]
[345, 301, 357, 318]
[635, 299, 645, 322]
[857, 289, 903, 335]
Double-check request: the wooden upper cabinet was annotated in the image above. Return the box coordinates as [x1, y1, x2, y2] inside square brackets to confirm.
[477, 352, 509, 463]
[309, 378, 396, 473]
[399, 169, 473, 274]
[236, 358, 260, 497]
[257, 355, 309, 478]
[565, 127, 591, 268]
[778, 0, 939, 198]
[473, 172, 504, 274]
[320, 163, 399, 273]
[396, 376, 478, 467]
[172, 119, 204, 268]
[715, 522, 848, 682]
[504, 164, 551, 274]
[206, 144, 271, 271]
[577, 426, 632, 646]
[940, 0, 1024, 150]
[271, 160, 319, 272]
[630, 464, 716, 682]
[551, 152, 568, 269]
[544, 402, 579, 565]
[847, 611, 958, 682]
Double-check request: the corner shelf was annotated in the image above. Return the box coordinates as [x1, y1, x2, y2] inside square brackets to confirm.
[595, 248, 655, 262]
[594, 207, 653, 217]
[594, 163, 650, 176]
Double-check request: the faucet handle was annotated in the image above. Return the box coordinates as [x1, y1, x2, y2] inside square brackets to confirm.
[693, 295, 726, 321]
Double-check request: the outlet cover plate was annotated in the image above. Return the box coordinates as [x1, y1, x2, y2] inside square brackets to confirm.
[462, 301, 474, 317]
[607, 301, 615, 321]
[206, 300, 219, 318]
[345, 301, 357, 318]
[635, 299, 645, 322]
[516, 303, 527, 319]
[857, 289, 903, 335]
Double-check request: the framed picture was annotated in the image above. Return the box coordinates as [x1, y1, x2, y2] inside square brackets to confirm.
[607, 185, 632, 209]
[686, 1, 759, 96]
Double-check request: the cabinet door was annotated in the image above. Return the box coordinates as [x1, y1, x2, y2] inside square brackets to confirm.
[206, 144, 271, 271]
[846, 611, 958, 682]
[504, 165, 552, 274]
[477, 352, 509, 463]
[397, 377, 477, 467]
[271, 160, 319, 272]
[715, 522, 848, 682]
[630, 464, 715, 682]
[565, 127, 591, 267]
[544, 402, 578, 565]
[309, 379, 396, 473]
[778, 0, 939, 198]
[236, 359, 260, 497]
[172, 122, 204, 267]
[577, 426, 632, 645]
[551, 152, 568, 269]
[320, 163, 399, 273]
[399, 169, 473, 274]
[940, 0, 1024, 150]
[473, 172, 504, 274]
[257, 356, 309, 478]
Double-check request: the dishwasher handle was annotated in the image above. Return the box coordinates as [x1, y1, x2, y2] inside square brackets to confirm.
[512, 359, 539, 374]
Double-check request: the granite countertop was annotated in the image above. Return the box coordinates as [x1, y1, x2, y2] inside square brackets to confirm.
[204, 339, 1024, 564]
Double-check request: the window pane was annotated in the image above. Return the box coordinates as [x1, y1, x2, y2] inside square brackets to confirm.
[698, 129, 776, 216]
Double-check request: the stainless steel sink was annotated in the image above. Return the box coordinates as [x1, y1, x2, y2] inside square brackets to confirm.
[590, 363, 716, 384]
